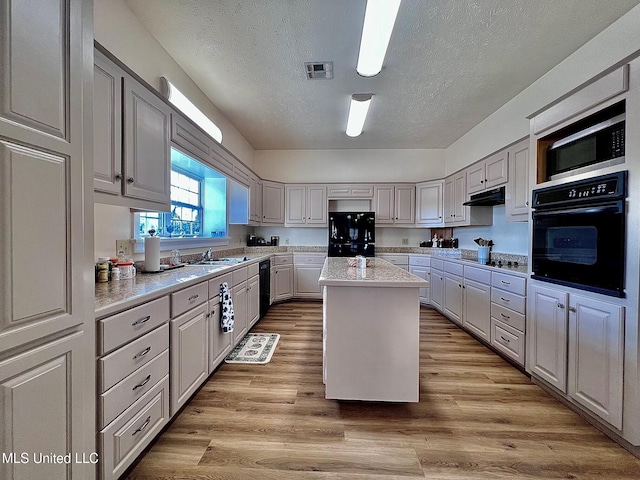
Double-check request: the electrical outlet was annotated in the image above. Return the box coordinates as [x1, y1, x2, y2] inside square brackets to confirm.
[115, 239, 134, 257]
[285, 237, 290, 245]
[402, 238, 409, 245]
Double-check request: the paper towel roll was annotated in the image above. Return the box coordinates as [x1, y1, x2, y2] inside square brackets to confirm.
[144, 236, 161, 272]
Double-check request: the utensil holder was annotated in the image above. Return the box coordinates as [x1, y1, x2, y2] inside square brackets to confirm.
[477, 246, 490, 264]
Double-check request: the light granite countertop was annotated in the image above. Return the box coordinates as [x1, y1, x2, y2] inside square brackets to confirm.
[318, 257, 429, 288]
[95, 254, 271, 318]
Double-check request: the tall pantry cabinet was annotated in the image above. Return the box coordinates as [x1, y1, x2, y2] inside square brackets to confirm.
[0, 1, 95, 480]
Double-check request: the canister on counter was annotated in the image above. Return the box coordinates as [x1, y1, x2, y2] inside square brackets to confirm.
[96, 257, 110, 283]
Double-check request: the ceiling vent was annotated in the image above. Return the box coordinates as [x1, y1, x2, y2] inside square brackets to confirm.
[305, 61, 333, 80]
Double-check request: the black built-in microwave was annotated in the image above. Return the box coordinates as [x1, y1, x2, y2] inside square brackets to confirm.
[546, 107, 625, 180]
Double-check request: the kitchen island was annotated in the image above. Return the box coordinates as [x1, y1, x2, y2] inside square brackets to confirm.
[318, 257, 429, 402]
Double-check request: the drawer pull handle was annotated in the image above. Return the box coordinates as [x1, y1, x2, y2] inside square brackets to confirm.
[188, 294, 200, 301]
[132, 375, 152, 391]
[500, 280, 511, 285]
[133, 346, 152, 360]
[500, 336, 510, 343]
[132, 315, 151, 327]
[132, 416, 152, 436]
[500, 297, 510, 303]
[500, 313, 510, 319]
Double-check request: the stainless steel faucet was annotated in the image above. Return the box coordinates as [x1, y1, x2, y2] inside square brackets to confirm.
[202, 248, 213, 262]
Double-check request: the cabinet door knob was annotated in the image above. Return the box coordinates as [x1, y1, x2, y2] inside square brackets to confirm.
[115, 173, 123, 181]
[568, 306, 576, 313]
[127, 177, 135, 183]
[557, 303, 565, 309]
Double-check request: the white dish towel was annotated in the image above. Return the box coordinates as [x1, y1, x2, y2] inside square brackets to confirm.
[220, 282, 235, 333]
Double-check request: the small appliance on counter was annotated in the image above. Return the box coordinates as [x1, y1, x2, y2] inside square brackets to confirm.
[270, 236, 279, 246]
[247, 234, 257, 246]
[256, 237, 267, 245]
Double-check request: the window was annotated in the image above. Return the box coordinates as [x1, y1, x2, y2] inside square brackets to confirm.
[136, 147, 228, 245]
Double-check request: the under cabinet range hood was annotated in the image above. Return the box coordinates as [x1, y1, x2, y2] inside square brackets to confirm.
[463, 186, 506, 206]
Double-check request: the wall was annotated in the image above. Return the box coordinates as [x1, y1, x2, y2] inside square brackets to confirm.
[254, 149, 446, 183]
[454, 206, 527, 255]
[445, 4, 640, 175]
[93, 0, 254, 167]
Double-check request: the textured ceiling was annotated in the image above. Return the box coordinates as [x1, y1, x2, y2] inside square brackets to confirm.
[124, 0, 639, 150]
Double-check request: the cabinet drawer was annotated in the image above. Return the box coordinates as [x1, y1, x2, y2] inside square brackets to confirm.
[491, 272, 526, 295]
[491, 319, 525, 366]
[378, 254, 408, 266]
[273, 254, 293, 266]
[99, 375, 169, 480]
[98, 324, 169, 393]
[209, 272, 232, 299]
[248, 262, 259, 277]
[464, 265, 491, 284]
[232, 266, 248, 286]
[444, 261, 464, 276]
[431, 258, 444, 270]
[99, 349, 169, 430]
[409, 255, 430, 267]
[99, 296, 170, 355]
[294, 254, 326, 265]
[171, 281, 208, 318]
[491, 288, 526, 314]
[491, 302, 525, 332]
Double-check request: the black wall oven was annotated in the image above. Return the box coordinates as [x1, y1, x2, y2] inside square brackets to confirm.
[531, 171, 627, 297]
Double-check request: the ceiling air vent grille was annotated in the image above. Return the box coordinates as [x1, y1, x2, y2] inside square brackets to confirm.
[305, 61, 333, 80]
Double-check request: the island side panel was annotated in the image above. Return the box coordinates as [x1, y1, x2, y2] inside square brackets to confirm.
[323, 285, 420, 402]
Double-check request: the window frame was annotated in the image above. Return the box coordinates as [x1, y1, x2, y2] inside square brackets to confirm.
[132, 144, 231, 252]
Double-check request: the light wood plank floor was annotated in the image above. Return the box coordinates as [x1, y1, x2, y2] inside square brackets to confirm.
[126, 301, 640, 479]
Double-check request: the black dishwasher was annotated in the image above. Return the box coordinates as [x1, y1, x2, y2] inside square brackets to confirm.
[259, 260, 271, 319]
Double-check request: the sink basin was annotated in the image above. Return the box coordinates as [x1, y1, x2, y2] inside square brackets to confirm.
[188, 257, 248, 266]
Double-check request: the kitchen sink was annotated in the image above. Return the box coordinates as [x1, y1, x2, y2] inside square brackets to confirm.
[188, 257, 248, 266]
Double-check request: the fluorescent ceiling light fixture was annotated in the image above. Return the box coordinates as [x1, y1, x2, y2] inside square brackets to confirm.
[356, 0, 402, 77]
[346, 94, 373, 137]
[160, 77, 222, 143]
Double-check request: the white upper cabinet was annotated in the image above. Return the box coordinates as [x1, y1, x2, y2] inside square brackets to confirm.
[249, 174, 262, 225]
[93, 50, 172, 211]
[415, 180, 444, 226]
[93, 50, 123, 195]
[467, 150, 508, 194]
[373, 185, 415, 225]
[505, 138, 530, 222]
[123, 75, 172, 207]
[285, 185, 327, 227]
[444, 171, 492, 227]
[262, 180, 285, 224]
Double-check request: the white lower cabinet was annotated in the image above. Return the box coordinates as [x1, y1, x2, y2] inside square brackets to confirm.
[232, 282, 249, 343]
[443, 262, 464, 325]
[97, 297, 171, 480]
[248, 274, 260, 327]
[430, 267, 444, 312]
[170, 302, 208, 416]
[409, 265, 431, 304]
[528, 283, 624, 429]
[273, 265, 294, 302]
[463, 277, 491, 342]
[207, 298, 231, 373]
[100, 375, 170, 480]
[0, 332, 86, 480]
[293, 254, 327, 299]
[568, 294, 624, 429]
[528, 284, 568, 392]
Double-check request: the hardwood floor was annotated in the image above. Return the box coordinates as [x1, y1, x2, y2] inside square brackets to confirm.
[126, 301, 640, 479]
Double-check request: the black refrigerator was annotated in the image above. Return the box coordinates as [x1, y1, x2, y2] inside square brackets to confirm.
[327, 212, 375, 257]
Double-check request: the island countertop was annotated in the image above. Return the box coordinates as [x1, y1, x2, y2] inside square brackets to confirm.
[318, 257, 429, 288]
